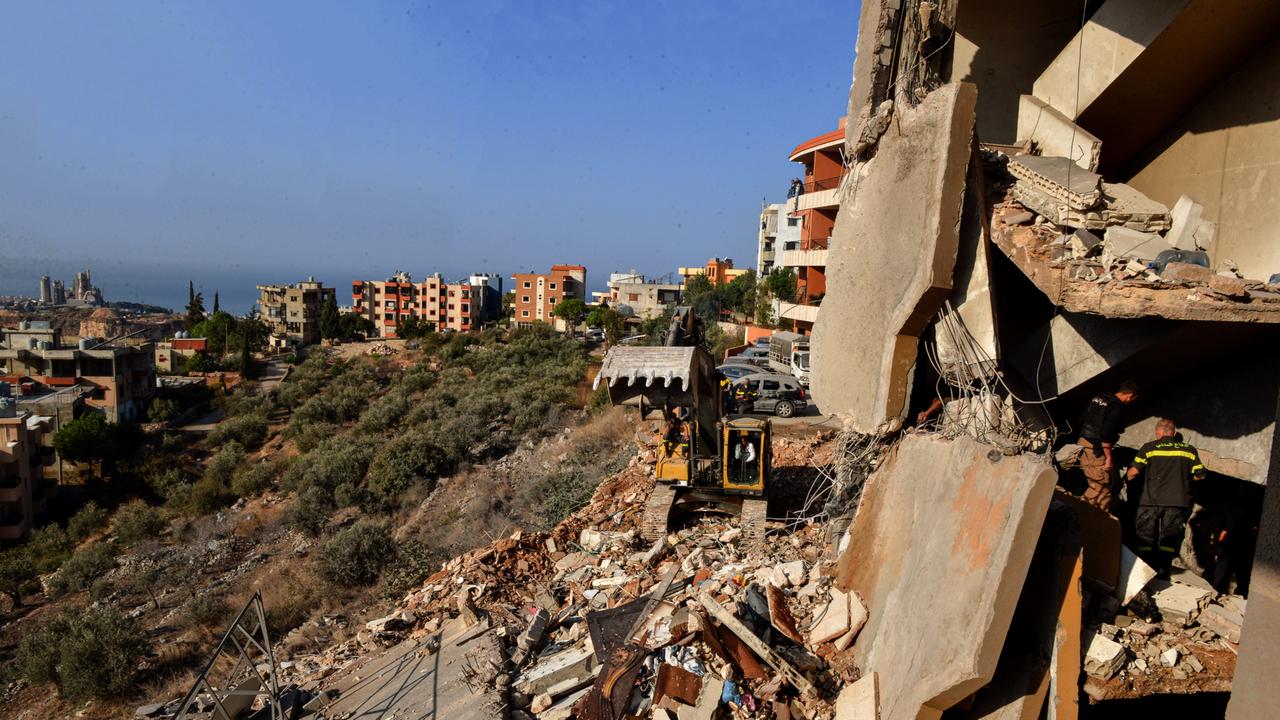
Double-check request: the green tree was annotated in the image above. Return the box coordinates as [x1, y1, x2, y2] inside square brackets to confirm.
[764, 267, 797, 303]
[724, 269, 757, 317]
[0, 549, 36, 608]
[17, 608, 146, 701]
[212, 291, 220, 314]
[553, 298, 588, 332]
[185, 288, 207, 330]
[340, 312, 375, 339]
[398, 314, 421, 340]
[320, 295, 341, 340]
[52, 413, 123, 480]
[147, 397, 179, 424]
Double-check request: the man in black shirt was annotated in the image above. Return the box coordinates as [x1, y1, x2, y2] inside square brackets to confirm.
[1076, 380, 1139, 513]
[1126, 418, 1206, 576]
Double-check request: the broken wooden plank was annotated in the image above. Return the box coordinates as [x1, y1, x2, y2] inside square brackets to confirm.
[697, 592, 817, 697]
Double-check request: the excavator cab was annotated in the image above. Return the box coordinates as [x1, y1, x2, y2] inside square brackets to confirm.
[722, 416, 770, 494]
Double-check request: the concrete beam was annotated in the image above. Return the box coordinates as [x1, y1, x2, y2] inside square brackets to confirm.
[835, 435, 1057, 720]
[812, 82, 977, 433]
[1032, 0, 1190, 120]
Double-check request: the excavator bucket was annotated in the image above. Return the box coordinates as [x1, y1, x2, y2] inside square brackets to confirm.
[593, 346, 710, 407]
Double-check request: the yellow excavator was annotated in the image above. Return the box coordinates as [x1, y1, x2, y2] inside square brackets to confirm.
[593, 307, 771, 542]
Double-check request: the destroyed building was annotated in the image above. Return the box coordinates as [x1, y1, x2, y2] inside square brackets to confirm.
[148, 2, 1280, 719]
[806, 0, 1280, 717]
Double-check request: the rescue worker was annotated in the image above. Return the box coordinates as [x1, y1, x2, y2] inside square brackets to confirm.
[732, 380, 759, 415]
[1076, 380, 1139, 513]
[719, 374, 733, 414]
[1125, 418, 1206, 577]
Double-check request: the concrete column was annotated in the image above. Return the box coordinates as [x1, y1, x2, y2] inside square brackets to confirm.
[1226, 383, 1280, 718]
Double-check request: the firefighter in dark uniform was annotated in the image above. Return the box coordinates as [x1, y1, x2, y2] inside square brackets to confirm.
[1076, 380, 1139, 513]
[732, 379, 759, 415]
[1125, 418, 1206, 577]
[719, 374, 733, 415]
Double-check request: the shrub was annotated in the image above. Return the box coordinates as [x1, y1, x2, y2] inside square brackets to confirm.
[0, 548, 36, 607]
[366, 431, 453, 501]
[113, 502, 166, 545]
[68, 502, 108, 541]
[282, 437, 381, 494]
[286, 486, 335, 537]
[381, 539, 448, 599]
[206, 412, 268, 450]
[315, 523, 394, 587]
[147, 397, 180, 424]
[48, 543, 116, 597]
[179, 443, 242, 514]
[181, 592, 230, 630]
[288, 421, 336, 453]
[27, 525, 73, 573]
[232, 460, 281, 498]
[16, 608, 146, 701]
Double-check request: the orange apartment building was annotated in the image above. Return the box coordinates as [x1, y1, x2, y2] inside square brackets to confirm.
[351, 272, 502, 338]
[777, 117, 848, 334]
[511, 265, 587, 331]
[677, 257, 750, 287]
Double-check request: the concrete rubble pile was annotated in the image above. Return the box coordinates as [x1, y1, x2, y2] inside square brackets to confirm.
[1080, 572, 1244, 701]
[139, 435, 862, 720]
[992, 150, 1280, 301]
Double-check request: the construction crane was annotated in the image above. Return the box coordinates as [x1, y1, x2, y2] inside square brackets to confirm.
[593, 307, 771, 542]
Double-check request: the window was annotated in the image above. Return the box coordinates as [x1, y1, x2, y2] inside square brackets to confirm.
[549, 283, 557, 290]
[462, 304, 469, 312]
[521, 310, 530, 317]
[627, 293, 639, 302]
[787, 217, 799, 227]
[549, 297, 556, 304]
[521, 295, 531, 303]
[762, 380, 780, 391]
[523, 281, 531, 288]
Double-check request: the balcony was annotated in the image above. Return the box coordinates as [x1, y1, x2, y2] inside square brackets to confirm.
[775, 300, 820, 324]
[0, 485, 23, 503]
[778, 247, 830, 268]
[790, 173, 844, 212]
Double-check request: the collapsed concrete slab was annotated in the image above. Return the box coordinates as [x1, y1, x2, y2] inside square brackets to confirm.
[812, 82, 977, 433]
[835, 434, 1057, 720]
[1016, 95, 1102, 172]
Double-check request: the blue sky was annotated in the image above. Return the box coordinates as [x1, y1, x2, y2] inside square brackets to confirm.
[0, 1, 859, 309]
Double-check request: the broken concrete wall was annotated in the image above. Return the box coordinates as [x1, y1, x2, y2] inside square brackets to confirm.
[1125, 37, 1280, 282]
[1016, 95, 1102, 171]
[1226, 382, 1280, 719]
[812, 82, 976, 434]
[934, 143, 999, 381]
[836, 434, 1057, 720]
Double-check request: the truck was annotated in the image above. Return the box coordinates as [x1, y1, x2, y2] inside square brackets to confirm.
[767, 331, 810, 386]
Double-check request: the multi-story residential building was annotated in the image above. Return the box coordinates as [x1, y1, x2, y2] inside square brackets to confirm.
[757, 203, 802, 276]
[512, 265, 587, 331]
[256, 278, 335, 349]
[0, 397, 50, 542]
[0, 321, 156, 422]
[350, 271, 503, 338]
[156, 335, 209, 374]
[677, 258, 750, 286]
[774, 117, 848, 334]
[605, 271, 682, 320]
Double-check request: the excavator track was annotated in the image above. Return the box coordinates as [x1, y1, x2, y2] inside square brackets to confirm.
[640, 484, 678, 543]
[739, 497, 769, 546]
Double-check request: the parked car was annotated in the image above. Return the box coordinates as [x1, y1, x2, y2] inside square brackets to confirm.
[736, 373, 809, 418]
[725, 346, 770, 367]
[716, 363, 759, 381]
